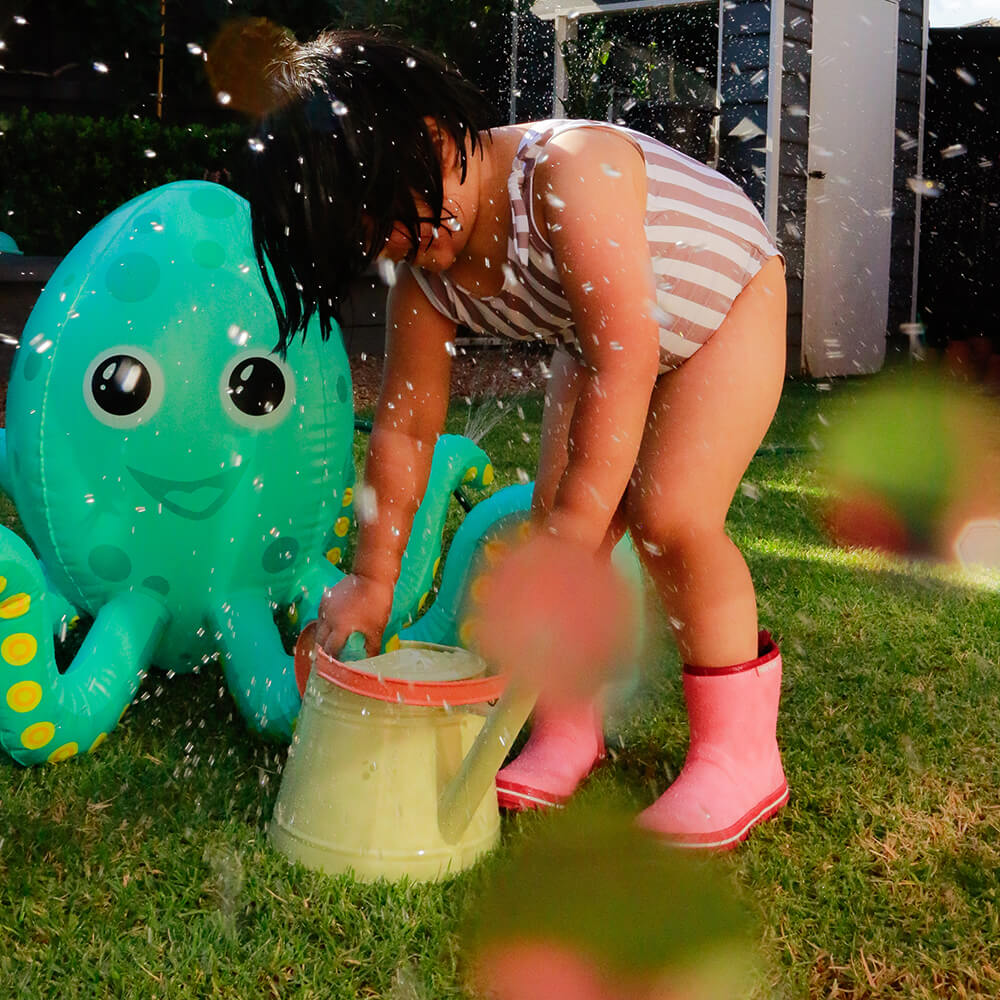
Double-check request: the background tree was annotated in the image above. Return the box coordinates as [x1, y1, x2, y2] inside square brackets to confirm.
[2, 0, 516, 122]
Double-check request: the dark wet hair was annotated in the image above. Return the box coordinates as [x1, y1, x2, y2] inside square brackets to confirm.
[243, 29, 493, 352]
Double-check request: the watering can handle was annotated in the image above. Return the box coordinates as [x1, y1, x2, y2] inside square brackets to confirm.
[437, 681, 537, 845]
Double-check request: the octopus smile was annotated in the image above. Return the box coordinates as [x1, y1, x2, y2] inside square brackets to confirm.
[127, 465, 246, 520]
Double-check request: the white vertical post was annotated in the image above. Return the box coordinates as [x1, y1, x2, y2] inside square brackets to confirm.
[553, 14, 578, 116]
[911, 0, 930, 325]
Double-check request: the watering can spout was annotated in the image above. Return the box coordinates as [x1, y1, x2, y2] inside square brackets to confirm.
[437, 682, 536, 844]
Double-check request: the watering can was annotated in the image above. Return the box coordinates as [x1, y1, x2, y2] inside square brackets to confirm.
[268, 622, 536, 882]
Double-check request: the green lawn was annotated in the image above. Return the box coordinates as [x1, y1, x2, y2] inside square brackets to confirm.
[1, 378, 999, 998]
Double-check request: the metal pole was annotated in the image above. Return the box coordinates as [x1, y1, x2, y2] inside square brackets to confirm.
[510, 9, 520, 124]
[764, 0, 786, 238]
[713, 0, 724, 167]
[156, 0, 166, 119]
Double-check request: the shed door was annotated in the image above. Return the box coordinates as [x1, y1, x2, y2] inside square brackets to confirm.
[801, 0, 899, 376]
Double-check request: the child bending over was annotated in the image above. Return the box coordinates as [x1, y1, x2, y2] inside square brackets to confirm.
[246, 29, 788, 848]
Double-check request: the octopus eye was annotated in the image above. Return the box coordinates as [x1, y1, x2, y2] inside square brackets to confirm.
[84, 348, 164, 428]
[91, 355, 152, 415]
[220, 352, 295, 429]
[226, 357, 286, 417]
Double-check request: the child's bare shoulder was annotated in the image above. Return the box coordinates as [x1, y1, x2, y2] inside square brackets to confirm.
[535, 125, 646, 208]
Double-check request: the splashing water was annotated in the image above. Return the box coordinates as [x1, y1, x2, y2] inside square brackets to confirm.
[463, 397, 512, 444]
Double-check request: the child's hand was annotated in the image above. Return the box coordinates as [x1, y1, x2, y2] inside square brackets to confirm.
[316, 574, 395, 659]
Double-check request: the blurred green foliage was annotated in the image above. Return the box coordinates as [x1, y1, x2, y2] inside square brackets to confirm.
[1, 0, 516, 254]
[0, 109, 245, 254]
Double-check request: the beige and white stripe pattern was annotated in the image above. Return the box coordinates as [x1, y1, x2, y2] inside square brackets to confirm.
[409, 119, 781, 371]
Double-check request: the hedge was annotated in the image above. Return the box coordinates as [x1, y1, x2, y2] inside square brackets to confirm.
[0, 110, 248, 255]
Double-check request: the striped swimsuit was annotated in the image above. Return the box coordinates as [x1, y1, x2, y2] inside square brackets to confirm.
[408, 119, 781, 372]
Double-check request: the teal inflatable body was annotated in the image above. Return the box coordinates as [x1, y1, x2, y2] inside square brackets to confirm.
[0, 182, 517, 764]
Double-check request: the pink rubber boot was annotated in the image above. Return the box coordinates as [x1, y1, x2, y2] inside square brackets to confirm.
[637, 631, 788, 849]
[495, 700, 605, 811]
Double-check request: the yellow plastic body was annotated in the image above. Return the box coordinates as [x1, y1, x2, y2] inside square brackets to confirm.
[269, 650, 507, 883]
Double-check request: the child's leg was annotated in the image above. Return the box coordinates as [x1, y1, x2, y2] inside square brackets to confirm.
[625, 256, 786, 664]
[624, 255, 788, 847]
[496, 348, 605, 811]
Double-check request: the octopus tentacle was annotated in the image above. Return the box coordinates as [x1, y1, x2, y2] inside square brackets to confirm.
[0, 526, 168, 765]
[399, 483, 534, 648]
[0, 429, 12, 500]
[211, 593, 302, 742]
[380, 434, 495, 648]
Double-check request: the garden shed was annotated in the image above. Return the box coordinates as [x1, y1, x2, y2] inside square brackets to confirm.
[519, 0, 928, 376]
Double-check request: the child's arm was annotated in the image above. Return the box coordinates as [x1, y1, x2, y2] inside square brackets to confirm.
[316, 267, 456, 656]
[533, 128, 663, 550]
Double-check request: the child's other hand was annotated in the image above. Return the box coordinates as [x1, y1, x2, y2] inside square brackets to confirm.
[316, 574, 395, 659]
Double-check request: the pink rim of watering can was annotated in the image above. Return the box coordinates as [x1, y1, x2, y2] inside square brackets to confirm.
[294, 620, 509, 706]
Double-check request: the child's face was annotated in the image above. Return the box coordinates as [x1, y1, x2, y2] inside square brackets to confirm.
[376, 215, 462, 271]
[372, 156, 472, 272]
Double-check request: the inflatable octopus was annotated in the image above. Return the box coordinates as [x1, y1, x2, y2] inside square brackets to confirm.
[0, 181, 532, 765]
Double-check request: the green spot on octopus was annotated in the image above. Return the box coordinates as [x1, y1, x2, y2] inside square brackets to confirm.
[88, 545, 132, 583]
[192, 240, 226, 269]
[189, 186, 237, 219]
[262, 537, 300, 574]
[105, 252, 161, 303]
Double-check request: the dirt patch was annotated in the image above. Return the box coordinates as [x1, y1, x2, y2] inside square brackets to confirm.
[349, 342, 550, 411]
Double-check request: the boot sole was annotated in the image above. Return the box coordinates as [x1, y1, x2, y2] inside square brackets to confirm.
[653, 780, 789, 851]
[496, 754, 606, 812]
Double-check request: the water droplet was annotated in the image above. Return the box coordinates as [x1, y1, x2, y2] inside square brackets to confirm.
[906, 176, 943, 198]
[648, 300, 675, 327]
[376, 258, 397, 287]
[355, 484, 378, 524]
[405, 56, 417, 69]
[729, 116, 764, 142]
[331, 100, 349, 117]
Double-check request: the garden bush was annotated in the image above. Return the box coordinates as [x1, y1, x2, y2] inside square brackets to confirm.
[0, 109, 247, 255]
